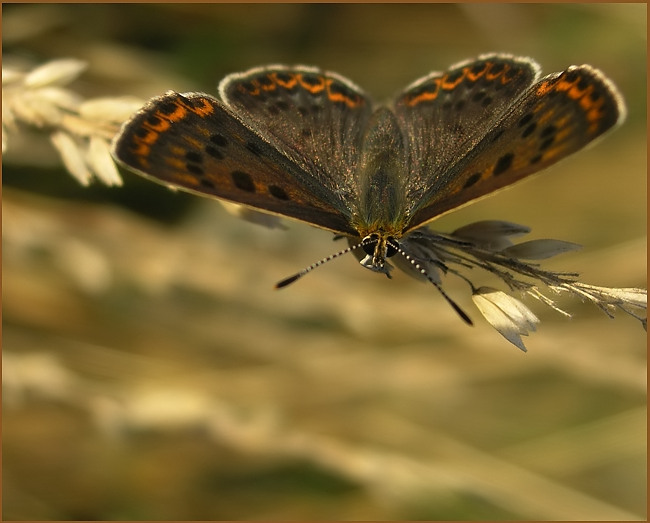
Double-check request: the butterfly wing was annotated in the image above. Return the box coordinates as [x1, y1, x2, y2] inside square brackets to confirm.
[111, 91, 358, 235]
[393, 54, 541, 220]
[395, 58, 625, 232]
[220, 65, 373, 217]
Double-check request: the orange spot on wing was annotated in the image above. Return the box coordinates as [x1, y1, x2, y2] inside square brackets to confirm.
[297, 74, 326, 94]
[325, 78, 364, 108]
[484, 65, 505, 82]
[137, 128, 162, 145]
[271, 72, 299, 89]
[132, 145, 151, 169]
[555, 127, 572, 143]
[440, 71, 466, 90]
[187, 97, 216, 117]
[175, 173, 201, 186]
[542, 147, 562, 162]
[155, 104, 187, 123]
[466, 63, 489, 82]
[404, 78, 441, 106]
[568, 84, 586, 100]
[165, 157, 186, 170]
[144, 118, 171, 133]
[535, 80, 555, 97]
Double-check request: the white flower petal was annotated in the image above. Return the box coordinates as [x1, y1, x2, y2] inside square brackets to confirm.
[473, 294, 527, 352]
[87, 135, 123, 186]
[472, 287, 540, 351]
[11, 90, 64, 126]
[574, 284, 647, 308]
[79, 96, 145, 123]
[50, 131, 91, 185]
[501, 239, 582, 260]
[32, 86, 82, 111]
[609, 288, 648, 308]
[499, 294, 540, 333]
[24, 58, 87, 88]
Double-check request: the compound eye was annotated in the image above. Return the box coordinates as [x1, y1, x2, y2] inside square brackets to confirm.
[385, 237, 398, 257]
[361, 234, 379, 255]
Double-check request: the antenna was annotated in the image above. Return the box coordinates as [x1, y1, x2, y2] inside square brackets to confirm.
[275, 238, 366, 289]
[391, 240, 473, 326]
[275, 236, 474, 327]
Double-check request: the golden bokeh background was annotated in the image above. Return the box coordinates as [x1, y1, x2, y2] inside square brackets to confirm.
[3, 3, 646, 520]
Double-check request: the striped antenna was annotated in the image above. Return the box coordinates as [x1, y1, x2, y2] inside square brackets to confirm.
[391, 239, 473, 326]
[275, 238, 367, 289]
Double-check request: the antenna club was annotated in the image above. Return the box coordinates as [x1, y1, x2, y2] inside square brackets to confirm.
[275, 273, 302, 289]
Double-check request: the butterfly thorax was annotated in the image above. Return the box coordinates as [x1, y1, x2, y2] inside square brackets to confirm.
[353, 107, 408, 237]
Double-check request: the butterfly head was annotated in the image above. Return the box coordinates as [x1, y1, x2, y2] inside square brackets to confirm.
[357, 232, 399, 276]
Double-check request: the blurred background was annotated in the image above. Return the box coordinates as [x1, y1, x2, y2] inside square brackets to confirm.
[2, 4, 646, 520]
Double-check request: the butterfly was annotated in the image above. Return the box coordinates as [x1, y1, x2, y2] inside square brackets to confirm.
[111, 54, 625, 321]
